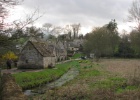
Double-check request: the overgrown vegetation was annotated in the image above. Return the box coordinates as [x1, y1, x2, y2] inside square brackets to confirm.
[13, 61, 77, 90]
[31, 59, 140, 100]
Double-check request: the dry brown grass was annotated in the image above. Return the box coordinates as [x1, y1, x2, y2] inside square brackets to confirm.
[90, 88, 140, 100]
[30, 59, 140, 100]
[99, 59, 140, 78]
[32, 84, 89, 100]
[99, 59, 140, 87]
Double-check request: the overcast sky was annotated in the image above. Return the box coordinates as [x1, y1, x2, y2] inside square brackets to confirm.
[8, 0, 134, 34]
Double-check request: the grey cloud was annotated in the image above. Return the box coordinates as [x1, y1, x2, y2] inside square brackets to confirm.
[21, 0, 133, 33]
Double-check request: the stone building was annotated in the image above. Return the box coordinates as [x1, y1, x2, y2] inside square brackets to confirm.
[18, 40, 55, 69]
[67, 39, 84, 52]
[56, 41, 67, 61]
[47, 40, 67, 62]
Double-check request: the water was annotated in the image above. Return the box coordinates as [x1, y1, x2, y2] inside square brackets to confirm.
[24, 67, 79, 96]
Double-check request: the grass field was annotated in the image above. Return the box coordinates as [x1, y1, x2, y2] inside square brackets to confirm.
[31, 59, 140, 100]
[71, 53, 84, 59]
[13, 61, 79, 90]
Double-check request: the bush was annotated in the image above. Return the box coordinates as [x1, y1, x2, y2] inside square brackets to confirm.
[2, 51, 18, 60]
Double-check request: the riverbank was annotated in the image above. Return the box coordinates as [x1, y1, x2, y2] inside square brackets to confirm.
[24, 67, 79, 96]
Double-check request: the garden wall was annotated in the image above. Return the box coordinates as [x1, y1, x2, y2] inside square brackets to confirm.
[1, 73, 27, 100]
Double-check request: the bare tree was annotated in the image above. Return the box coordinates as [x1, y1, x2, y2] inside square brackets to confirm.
[128, 0, 140, 31]
[0, 0, 21, 31]
[43, 23, 63, 37]
[71, 23, 80, 39]
[13, 8, 44, 30]
[43, 23, 53, 33]
[52, 26, 63, 36]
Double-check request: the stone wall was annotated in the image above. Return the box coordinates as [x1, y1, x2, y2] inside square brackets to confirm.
[18, 42, 43, 69]
[1, 73, 27, 100]
[43, 57, 56, 68]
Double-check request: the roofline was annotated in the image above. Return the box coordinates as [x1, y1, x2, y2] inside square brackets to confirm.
[22, 41, 55, 57]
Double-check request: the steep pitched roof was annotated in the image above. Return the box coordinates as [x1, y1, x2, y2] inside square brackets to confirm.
[27, 41, 55, 57]
[68, 39, 84, 48]
[68, 42, 79, 48]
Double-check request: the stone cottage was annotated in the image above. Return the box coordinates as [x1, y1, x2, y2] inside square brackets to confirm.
[18, 40, 55, 69]
[67, 39, 84, 52]
[47, 40, 67, 62]
[56, 41, 67, 61]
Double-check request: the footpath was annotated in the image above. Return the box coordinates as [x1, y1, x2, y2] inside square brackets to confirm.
[1, 59, 79, 75]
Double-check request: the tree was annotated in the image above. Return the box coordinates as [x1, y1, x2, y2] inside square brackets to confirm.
[78, 34, 83, 39]
[25, 26, 44, 38]
[63, 25, 72, 40]
[129, 30, 140, 57]
[13, 8, 44, 30]
[9, 26, 44, 52]
[127, 0, 140, 57]
[0, 34, 11, 48]
[47, 34, 56, 40]
[43, 23, 63, 37]
[84, 33, 90, 39]
[116, 33, 134, 58]
[58, 34, 66, 41]
[71, 23, 80, 39]
[84, 24, 119, 59]
[0, 0, 20, 31]
[107, 19, 117, 32]
[0, 0, 22, 54]
[42, 23, 52, 33]
[128, 0, 140, 31]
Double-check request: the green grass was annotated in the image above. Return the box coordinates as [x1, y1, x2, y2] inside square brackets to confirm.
[116, 86, 138, 93]
[90, 77, 127, 89]
[71, 53, 84, 59]
[13, 61, 77, 90]
[29, 59, 140, 100]
[79, 69, 101, 78]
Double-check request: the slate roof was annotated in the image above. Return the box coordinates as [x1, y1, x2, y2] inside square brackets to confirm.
[28, 41, 55, 57]
[68, 39, 84, 48]
[68, 42, 79, 48]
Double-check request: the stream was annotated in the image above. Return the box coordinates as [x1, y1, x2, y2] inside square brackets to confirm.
[24, 67, 79, 96]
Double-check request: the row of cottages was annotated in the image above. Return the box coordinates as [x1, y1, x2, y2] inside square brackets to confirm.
[67, 39, 84, 52]
[47, 40, 67, 62]
[18, 38, 67, 69]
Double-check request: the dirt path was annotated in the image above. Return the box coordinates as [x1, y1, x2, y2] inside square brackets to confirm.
[1, 60, 73, 75]
[1, 68, 43, 74]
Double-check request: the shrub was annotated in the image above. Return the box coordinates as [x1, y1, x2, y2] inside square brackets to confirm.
[2, 51, 18, 60]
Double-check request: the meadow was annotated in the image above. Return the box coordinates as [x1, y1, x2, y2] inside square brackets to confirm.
[31, 59, 140, 100]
